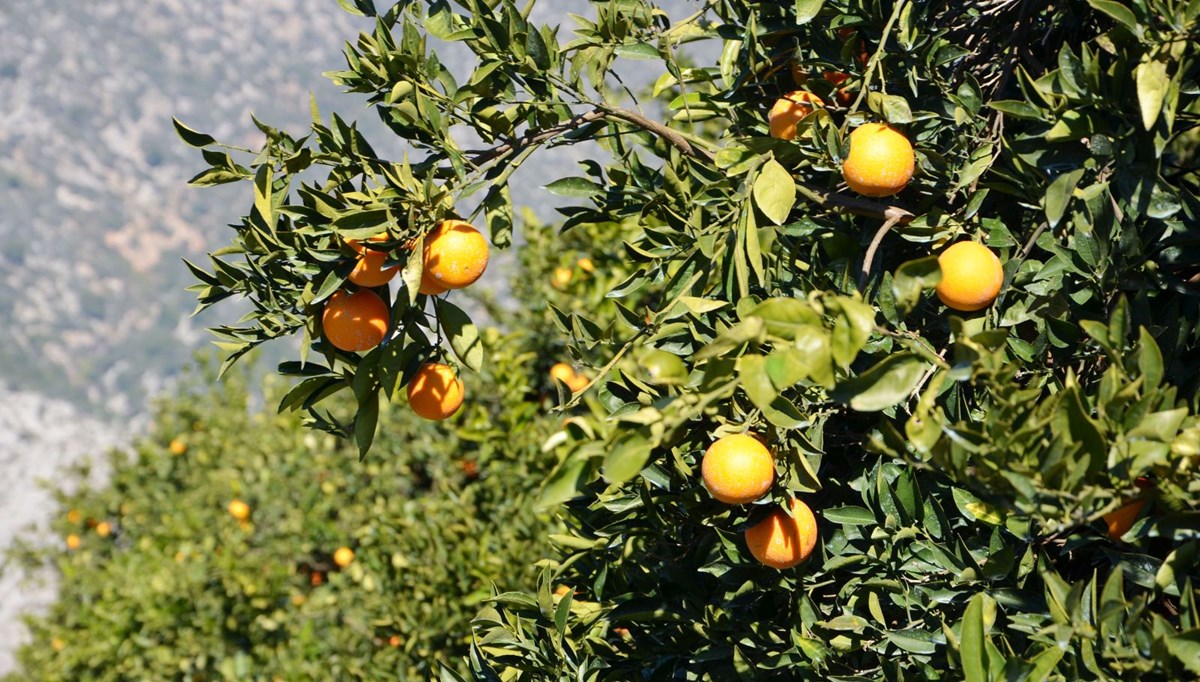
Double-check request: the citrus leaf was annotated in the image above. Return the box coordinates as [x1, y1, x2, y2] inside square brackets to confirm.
[831, 352, 927, 412]
[753, 159, 796, 226]
[1136, 59, 1169, 130]
[438, 300, 484, 372]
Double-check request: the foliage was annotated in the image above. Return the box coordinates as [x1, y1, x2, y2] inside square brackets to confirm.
[1, 274, 575, 680]
[165, 0, 1200, 679]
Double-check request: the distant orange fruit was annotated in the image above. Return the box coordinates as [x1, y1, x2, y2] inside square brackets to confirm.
[576, 257, 595, 273]
[291, 594, 307, 606]
[310, 571, 325, 587]
[388, 635, 402, 648]
[65, 534, 81, 551]
[841, 122, 914, 196]
[701, 434, 775, 505]
[565, 372, 590, 393]
[333, 546, 355, 568]
[51, 638, 64, 652]
[549, 362, 576, 385]
[228, 499, 251, 521]
[95, 522, 112, 538]
[322, 289, 390, 352]
[407, 362, 465, 420]
[423, 220, 489, 290]
[1103, 499, 1146, 540]
[935, 242, 1004, 312]
[168, 438, 187, 456]
[745, 498, 819, 569]
[66, 509, 81, 525]
[769, 91, 824, 140]
[551, 266, 573, 289]
[347, 235, 400, 287]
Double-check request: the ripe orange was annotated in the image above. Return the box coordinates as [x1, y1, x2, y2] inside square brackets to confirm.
[565, 372, 590, 393]
[333, 546, 355, 568]
[701, 434, 775, 505]
[1103, 499, 1146, 540]
[769, 91, 824, 141]
[576, 257, 595, 273]
[551, 266, 573, 289]
[51, 638, 64, 652]
[322, 289, 390, 352]
[228, 499, 251, 521]
[842, 122, 914, 196]
[418, 271, 447, 296]
[168, 438, 187, 455]
[95, 521, 112, 538]
[745, 498, 819, 569]
[65, 534, 81, 551]
[822, 71, 854, 106]
[407, 362, 465, 420]
[935, 242, 1004, 312]
[549, 362, 575, 385]
[310, 571, 325, 587]
[66, 509, 81, 524]
[347, 235, 399, 287]
[423, 220, 489, 290]
[388, 635, 402, 648]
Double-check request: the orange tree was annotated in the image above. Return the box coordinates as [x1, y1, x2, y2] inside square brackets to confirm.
[175, 0, 1200, 679]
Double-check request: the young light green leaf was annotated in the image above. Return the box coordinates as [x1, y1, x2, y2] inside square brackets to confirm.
[753, 159, 796, 226]
[1136, 59, 1169, 130]
[892, 256, 942, 315]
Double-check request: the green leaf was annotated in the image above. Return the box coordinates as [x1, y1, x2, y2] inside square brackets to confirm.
[538, 455, 588, 509]
[603, 436, 654, 486]
[892, 257, 942, 315]
[828, 298, 877, 368]
[753, 159, 797, 226]
[961, 594, 986, 682]
[544, 176, 604, 198]
[1135, 59, 1169, 130]
[831, 352, 927, 412]
[1044, 169, 1084, 228]
[438, 300, 484, 372]
[614, 42, 659, 60]
[823, 505, 876, 525]
[1087, 0, 1141, 36]
[793, 0, 826, 23]
[1164, 631, 1200, 676]
[1025, 644, 1066, 682]
[354, 391, 379, 460]
[738, 354, 777, 411]
[989, 100, 1044, 120]
[253, 165, 273, 227]
[173, 118, 216, 147]
[886, 630, 938, 655]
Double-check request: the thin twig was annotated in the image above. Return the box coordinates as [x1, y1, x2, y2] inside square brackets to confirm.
[858, 215, 903, 289]
[466, 108, 607, 167]
[796, 182, 913, 222]
[599, 106, 717, 163]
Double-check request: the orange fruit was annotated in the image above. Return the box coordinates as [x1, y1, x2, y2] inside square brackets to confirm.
[423, 220, 489, 290]
[549, 362, 576, 385]
[95, 521, 112, 538]
[291, 594, 307, 606]
[388, 635, 402, 648]
[168, 438, 187, 456]
[701, 434, 775, 505]
[836, 27, 871, 66]
[935, 242, 1004, 312]
[407, 362, 465, 420]
[322, 289, 390, 352]
[418, 271, 447, 296]
[65, 534, 81, 551]
[576, 257, 595, 273]
[66, 509, 81, 524]
[822, 70, 854, 106]
[790, 63, 809, 87]
[311, 571, 325, 586]
[551, 266, 573, 289]
[1103, 499, 1146, 540]
[565, 372, 590, 393]
[745, 498, 819, 569]
[842, 122, 914, 196]
[347, 235, 400, 287]
[333, 546, 355, 568]
[769, 91, 824, 140]
[228, 499, 251, 521]
[51, 638, 64, 652]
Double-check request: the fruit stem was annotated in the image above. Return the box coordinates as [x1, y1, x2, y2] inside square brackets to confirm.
[858, 215, 903, 289]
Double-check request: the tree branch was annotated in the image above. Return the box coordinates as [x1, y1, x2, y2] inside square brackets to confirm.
[467, 108, 607, 167]
[795, 182, 914, 223]
[858, 215, 903, 289]
[598, 106, 717, 163]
